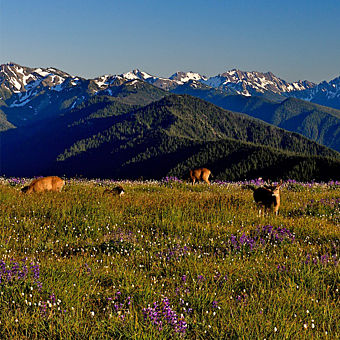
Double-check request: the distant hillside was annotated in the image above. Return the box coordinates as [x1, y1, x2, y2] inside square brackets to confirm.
[1, 95, 139, 175]
[7, 94, 337, 180]
[172, 85, 340, 152]
[55, 130, 340, 182]
[168, 138, 340, 182]
[2, 93, 340, 180]
[56, 95, 339, 159]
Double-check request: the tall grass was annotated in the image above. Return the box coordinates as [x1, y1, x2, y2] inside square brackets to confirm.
[0, 178, 338, 339]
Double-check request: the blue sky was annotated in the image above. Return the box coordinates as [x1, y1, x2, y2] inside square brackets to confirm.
[1, 0, 339, 83]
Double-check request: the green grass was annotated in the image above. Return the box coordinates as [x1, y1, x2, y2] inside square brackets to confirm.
[0, 178, 338, 339]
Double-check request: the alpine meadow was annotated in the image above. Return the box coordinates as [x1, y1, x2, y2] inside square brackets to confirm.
[0, 178, 338, 338]
[0, 60, 339, 339]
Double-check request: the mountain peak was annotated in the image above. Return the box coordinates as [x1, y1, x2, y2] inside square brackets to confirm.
[0, 63, 70, 94]
[169, 71, 206, 83]
[122, 69, 154, 81]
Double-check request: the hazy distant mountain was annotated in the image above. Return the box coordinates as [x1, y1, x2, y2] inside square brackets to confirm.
[288, 76, 340, 110]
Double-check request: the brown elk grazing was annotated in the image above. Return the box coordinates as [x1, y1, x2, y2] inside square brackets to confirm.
[21, 176, 65, 194]
[248, 181, 283, 216]
[189, 168, 212, 185]
[103, 185, 125, 197]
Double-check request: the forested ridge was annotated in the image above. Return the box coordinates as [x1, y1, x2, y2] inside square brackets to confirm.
[2, 93, 340, 181]
[54, 95, 340, 180]
[172, 84, 340, 152]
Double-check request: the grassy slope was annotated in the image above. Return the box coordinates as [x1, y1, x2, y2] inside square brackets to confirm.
[0, 179, 338, 338]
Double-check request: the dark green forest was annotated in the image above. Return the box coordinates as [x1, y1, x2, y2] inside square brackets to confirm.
[54, 95, 340, 181]
[172, 84, 340, 152]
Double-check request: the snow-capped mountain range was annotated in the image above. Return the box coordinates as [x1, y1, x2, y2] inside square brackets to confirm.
[290, 75, 340, 108]
[202, 70, 315, 96]
[94, 68, 316, 96]
[0, 63, 71, 94]
[1, 62, 340, 118]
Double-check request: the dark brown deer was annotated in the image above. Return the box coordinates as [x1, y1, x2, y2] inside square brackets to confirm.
[103, 185, 125, 197]
[21, 176, 65, 194]
[248, 181, 282, 216]
[189, 168, 212, 185]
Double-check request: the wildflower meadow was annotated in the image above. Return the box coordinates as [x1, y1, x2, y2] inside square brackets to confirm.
[0, 177, 338, 339]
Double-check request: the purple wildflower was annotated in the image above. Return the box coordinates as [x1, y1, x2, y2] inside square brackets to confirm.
[143, 297, 188, 335]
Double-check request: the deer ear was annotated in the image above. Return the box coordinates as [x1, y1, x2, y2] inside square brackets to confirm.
[276, 182, 282, 189]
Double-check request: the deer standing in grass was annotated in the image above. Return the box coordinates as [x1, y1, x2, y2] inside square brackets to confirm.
[248, 181, 282, 216]
[103, 186, 125, 197]
[21, 176, 65, 194]
[189, 168, 212, 185]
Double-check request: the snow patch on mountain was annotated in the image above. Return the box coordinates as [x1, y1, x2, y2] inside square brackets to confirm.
[0, 63, 85, 108]
[201, 69, 316, 97]
[169, 71, 207, 83]
[122, 69, 155, 81]
[34, 68, 51, 77]
[1, 62, 340, 113]
[289, 76, 340, 107]
[94, 75, 112, 88]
